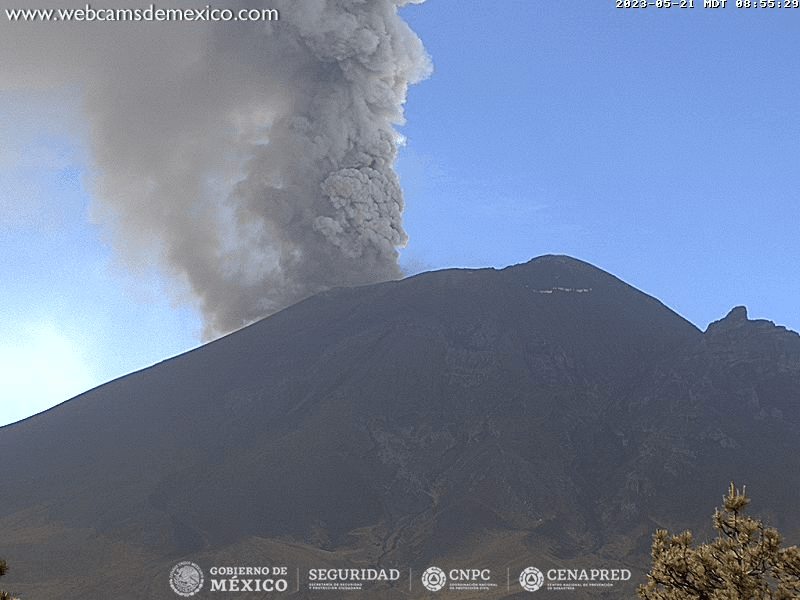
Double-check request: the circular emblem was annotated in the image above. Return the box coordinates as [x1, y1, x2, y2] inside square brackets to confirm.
[170, 561, 204, 597]
[421, 566, 447, 592]
[519, 566, 545, 592]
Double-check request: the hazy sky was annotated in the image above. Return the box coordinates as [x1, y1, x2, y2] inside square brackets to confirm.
[2, 1, 799, 427]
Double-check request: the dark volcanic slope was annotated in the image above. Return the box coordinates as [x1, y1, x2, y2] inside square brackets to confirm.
[2, 255, 799, 599]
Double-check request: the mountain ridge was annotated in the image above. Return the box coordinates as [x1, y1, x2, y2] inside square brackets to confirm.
[2, 254, 798, 599]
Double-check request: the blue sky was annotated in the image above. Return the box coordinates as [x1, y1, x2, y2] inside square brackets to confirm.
[1, 1, 798, 427]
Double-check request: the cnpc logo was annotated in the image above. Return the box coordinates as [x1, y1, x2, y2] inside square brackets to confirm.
[421, 566, 492, 591]
[421, 566, 446, 591]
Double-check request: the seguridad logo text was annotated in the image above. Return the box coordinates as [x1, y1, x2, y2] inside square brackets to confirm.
[308, 568, 400, 581]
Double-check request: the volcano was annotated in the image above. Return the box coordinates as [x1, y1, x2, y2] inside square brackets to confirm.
[2, 255, 799, 599]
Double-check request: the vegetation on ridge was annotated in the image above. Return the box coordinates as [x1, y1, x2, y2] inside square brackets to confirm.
[0, 559, 19, 600]
[639, 482, 800, 599]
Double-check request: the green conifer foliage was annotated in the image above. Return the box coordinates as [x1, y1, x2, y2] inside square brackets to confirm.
[639, 482, 800, 600]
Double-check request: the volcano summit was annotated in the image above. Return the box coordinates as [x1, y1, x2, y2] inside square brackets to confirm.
[2, 255, 799, 599]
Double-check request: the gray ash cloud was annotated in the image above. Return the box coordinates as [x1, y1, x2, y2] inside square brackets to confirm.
[2, 0, 431, 338]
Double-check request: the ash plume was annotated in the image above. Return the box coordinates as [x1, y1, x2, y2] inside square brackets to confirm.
[1, 0, 431, 338]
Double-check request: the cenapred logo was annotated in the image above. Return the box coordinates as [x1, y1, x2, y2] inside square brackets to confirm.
[170, 561, 204, 597]
[421, 566, 446, 592]
[519, 566, 545, 592]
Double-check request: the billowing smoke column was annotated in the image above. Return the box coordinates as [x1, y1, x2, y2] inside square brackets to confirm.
[2, 0, 431, 338]
[116, 0, 431, 337]
[212, 0, 432, 336]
